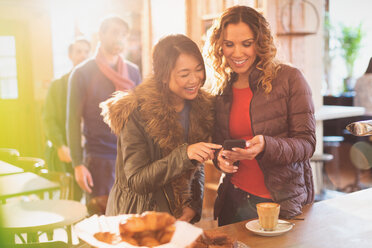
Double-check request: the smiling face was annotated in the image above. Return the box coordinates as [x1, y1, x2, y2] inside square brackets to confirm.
[222, 22, 257, 78]
[168, 53, 205, 108]
[99, 21, 128, 56]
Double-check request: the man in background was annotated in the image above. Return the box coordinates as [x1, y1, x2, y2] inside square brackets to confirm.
[43, 37, 91, 201]
[67, 16, 141, 212]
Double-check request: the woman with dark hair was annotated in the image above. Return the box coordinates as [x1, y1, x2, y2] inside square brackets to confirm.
[204, 6, 316, 225]
[354, 57, 372, 115]
[100, 34, 221, 222]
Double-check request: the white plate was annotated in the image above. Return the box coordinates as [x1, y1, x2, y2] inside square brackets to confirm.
[234, 240, 250, 248]
[245, 219, 293, 237]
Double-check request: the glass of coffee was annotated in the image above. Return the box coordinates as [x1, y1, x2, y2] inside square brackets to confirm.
[256, 202, 280, 231]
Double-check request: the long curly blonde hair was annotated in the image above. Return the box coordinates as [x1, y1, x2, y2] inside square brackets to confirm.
[204, 5, 280, 95]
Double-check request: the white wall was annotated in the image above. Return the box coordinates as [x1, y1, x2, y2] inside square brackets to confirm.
[151, 0, 186, 45]
[328, 0, 372, 94]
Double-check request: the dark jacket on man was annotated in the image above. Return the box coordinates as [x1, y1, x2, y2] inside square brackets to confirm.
[43, 73, 70, 172]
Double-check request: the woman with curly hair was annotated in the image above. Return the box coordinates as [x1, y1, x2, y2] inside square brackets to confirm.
[203, 5, 316, 226]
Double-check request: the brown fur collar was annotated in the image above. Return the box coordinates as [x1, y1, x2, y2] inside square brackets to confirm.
[100, 76, 214, 154]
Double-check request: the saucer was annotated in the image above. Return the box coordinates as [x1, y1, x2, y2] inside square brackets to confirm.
[234, 241, 250, 248]
[245, 219, 293, 237]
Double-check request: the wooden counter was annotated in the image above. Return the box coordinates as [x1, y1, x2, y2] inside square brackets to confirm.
[208, 188, 372, 248]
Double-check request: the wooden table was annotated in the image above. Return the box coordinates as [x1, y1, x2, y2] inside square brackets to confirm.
[209, 188, 372, 248]
[1, 199, 87, 245]
[0, 160, 24, 176]
[0, 172, 60, 203]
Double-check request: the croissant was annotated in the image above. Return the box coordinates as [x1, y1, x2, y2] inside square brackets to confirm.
[187, 230, 235, 248]
[158, 225, 176, 244]
[120, 233, 139, 246]
[119, 211, 176, 233]
[93, 232, 120, 244]
[139, 236, 161, 247]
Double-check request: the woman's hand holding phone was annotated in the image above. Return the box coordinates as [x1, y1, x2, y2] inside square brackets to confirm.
[216, 139, 245, 173]
[217, 150, 238, 173]
[222, 135, 265, 161]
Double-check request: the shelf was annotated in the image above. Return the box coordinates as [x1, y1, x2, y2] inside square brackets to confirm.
[279, 0, 320, 37]
[276, 31, 317, 36]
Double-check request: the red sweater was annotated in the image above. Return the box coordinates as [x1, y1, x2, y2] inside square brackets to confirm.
[229, 86, 271, 199]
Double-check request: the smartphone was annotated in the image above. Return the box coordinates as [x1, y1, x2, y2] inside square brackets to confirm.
[223, 139, 246, 167]
[223, 139, 246, 151]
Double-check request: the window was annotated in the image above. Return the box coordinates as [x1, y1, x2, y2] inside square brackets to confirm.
[0, 36, 18, 99]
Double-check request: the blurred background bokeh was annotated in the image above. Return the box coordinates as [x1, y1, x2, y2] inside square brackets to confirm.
[1, 0, 372, 241]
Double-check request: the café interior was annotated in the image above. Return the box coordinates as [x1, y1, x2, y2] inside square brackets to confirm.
[1, 0, 372, 247]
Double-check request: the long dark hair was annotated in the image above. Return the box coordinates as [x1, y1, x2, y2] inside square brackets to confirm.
[365, 57, 372, 74]
[152, 34, 206, 86]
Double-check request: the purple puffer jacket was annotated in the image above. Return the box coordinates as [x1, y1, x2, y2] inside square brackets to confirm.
[213, 64, 316, 219]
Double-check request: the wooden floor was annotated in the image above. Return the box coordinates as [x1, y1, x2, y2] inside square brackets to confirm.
[195, 142, 372, 230]
[323, 142, 372, 191]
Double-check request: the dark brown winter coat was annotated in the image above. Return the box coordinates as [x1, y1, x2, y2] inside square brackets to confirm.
[214, 64, 316, 219]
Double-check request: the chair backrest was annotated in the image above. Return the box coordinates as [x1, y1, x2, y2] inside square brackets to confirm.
[350, 141, 372, 170]
[0, 148, 20, 164]
[37, 169, 74, 200]
[6, 241, 68, 248]
[15, 157, 45, 173]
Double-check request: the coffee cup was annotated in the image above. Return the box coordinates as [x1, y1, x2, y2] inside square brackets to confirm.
[256, 202, 280, 231]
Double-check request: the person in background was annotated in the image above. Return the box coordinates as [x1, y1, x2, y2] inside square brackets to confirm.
[43, 37, 90, 200]
[354, 57, 372, 115]
[100, 34, 221, 223]
[67, 16, 141, 210]
[203, 5, 316, 226]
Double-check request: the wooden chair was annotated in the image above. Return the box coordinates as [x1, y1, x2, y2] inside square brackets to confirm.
[37, 169, 74, 200]
[34, 169, 74, 242]
[323, 136, 346, 190]
[344, 141, 372, 192]
[0, 148, 20, 164]
[311, 153, 334, 201]
[1, 200, 87, 246]
[4, 241, 68, 248]
[14, 157, 45, 173]
[0, 150, 46, 176]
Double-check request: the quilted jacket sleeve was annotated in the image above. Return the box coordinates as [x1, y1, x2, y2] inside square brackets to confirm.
[258, 68, 316, 166]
